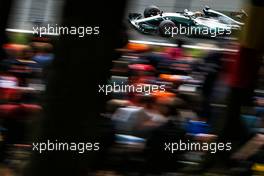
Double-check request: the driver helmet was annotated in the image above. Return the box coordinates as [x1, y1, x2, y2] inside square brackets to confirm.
[204, 6, 210, 10]
[203, 6, 210, 15]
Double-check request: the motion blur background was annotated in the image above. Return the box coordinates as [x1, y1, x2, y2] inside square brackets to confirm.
[0, 0, 264, 176]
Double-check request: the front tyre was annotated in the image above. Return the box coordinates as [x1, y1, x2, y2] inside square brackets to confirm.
[159, 20, 176, 37]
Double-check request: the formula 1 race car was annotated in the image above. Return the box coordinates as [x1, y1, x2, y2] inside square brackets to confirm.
[128, 5, 245, 38]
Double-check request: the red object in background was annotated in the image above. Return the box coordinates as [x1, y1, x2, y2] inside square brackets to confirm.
[2, 44, 27, 56]
[0, 75, 42, 119]
[0, 75, 21, 101]
[0, 104, 19, 117]
[128, 64, 155, 71]
[0, 87, 21, 100]
[128, 64, 156, 85]
[164, 47, 184, 60]
[0, 104, 42, 119]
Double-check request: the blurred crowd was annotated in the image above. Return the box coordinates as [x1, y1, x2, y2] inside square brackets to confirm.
[0, 40, 53, 174]
[0, 37, 264, 175]
[103, 40, 264, 175]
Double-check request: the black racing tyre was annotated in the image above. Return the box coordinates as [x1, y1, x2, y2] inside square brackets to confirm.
[159, 20, 176, 37]
[144, 5, 161, 18]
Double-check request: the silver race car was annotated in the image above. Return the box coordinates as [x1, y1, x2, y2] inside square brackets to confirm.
[129, 5, 245, 38]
